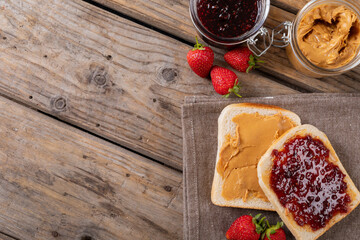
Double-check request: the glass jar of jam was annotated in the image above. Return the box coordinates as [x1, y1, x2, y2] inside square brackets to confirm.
[287, 0, 360, 78]
[189, 0, 291, 55]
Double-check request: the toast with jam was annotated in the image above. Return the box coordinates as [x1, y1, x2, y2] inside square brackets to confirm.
[258, 124, 360, 240]
[211, 103, 301, 210]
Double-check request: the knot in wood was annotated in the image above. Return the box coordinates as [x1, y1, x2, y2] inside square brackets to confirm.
[93, 74, 107, 86]
[51, 231, 59, 237]
[163, 185, 172, 192]
[51, 97, 67, 112]
[161, 68, 178, 82]
[88, 65, 109, 87]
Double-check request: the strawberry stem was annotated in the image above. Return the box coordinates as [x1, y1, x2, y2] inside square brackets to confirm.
[223, 84, 242, 98]
[225, 79, 242, 98]
[246, 54, 265, 73]
[192, 36, 205, 51]
[250, 214, 267, 234]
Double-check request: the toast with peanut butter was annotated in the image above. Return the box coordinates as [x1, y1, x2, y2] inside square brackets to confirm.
[257, 124, 360, 240]
[211, 103, 301, 210]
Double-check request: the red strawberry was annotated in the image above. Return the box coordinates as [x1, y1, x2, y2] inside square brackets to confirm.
[187, 36, 214, 78]
[224, 47, 264, 73]
[226, 214, 267, 240]
[210, 66, 241, 98]
[262, 222, 286, 240]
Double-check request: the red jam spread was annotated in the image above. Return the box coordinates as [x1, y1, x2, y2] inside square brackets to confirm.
[270, 135, 350, 231]
[197, 0, 259, 38]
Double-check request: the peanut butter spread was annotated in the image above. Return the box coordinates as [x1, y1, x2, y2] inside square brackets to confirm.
[217, 112, 295, 201]
[297, 4, 360, 69]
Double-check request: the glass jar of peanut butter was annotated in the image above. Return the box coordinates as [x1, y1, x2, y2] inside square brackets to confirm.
[287, 0, 360, 78]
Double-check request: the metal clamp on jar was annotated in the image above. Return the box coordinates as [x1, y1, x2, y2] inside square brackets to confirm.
[189, 0, 360, 78]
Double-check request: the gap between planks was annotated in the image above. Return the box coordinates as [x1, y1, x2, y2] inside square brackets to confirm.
[0, 231, 19, 240]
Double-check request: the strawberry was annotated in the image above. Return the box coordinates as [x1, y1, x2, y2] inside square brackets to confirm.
[210, 66, 241, 98]
[224, 47, 264, 73]
[187, 36, 214, 78]
[262, 222, 286, 240]
[226, 214, 267, 240]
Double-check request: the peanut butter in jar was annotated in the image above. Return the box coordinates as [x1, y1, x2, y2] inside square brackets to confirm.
[287, 0, 360, 78]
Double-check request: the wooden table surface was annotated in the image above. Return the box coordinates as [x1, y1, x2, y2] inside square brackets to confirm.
[0, 0, 359, 239]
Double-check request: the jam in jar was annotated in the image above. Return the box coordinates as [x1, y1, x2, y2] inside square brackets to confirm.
[197, 0, 259, 38]
[270, 135, 350, 231]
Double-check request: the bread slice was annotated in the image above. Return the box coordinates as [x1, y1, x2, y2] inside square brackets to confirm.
[258, 124, 360, 240]
[211, 103, 301, 210]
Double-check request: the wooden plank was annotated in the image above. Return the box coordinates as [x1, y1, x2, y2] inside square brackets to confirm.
[271, 0, 309, 13]
[91, 0, 360, 92]
[0, 95, 183, 240]
[0, 0, 297, 170]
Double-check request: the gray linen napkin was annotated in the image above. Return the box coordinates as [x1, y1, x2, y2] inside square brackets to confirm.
[182, 93, 360, 240]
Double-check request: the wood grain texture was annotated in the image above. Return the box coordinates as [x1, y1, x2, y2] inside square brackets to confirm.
[0, 0, 296, 170]
[92, 0, 360, 92]
[0, 233, 17, 240]
[0, 95, 183, 240]
[271, 0, 309, 13]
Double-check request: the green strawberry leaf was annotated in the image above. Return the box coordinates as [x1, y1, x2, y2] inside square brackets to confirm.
[246, 54, 265, 73]
[259, 216, 266, 225]
[266, 230, 271, 240]
[261, 232, 266, 240]
[251, 213, 268, 234]
[223, 93, 230, 98]
[225, 79, 242, 98]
